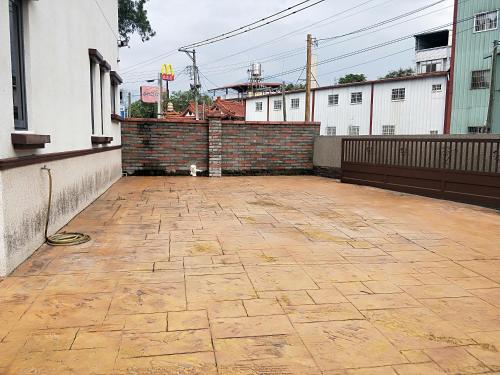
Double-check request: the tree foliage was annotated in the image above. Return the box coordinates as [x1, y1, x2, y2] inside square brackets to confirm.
[284, 83, 306, 91]
[165, 91, 213, 113]
[383, 68, 415, 79]
[119, 0, 156, 44]
[129, 100, 156, 118]
[338, 74, 367, 84]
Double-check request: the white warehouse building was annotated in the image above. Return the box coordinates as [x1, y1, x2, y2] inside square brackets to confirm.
[245, 72, 448, 136]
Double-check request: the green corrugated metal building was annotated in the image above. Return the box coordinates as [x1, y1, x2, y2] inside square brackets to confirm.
[450, 0, 500, 134]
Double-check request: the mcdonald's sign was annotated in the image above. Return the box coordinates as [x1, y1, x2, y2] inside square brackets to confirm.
[161, 64, 175, 81]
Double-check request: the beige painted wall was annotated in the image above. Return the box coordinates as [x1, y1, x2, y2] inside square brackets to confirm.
[0, 149, 122, 276]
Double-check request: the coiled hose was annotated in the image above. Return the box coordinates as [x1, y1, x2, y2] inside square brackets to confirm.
[42, 166, 91, 246]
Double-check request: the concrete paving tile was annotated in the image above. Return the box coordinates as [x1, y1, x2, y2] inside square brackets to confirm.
[458, 260, 500, 282]
[5, 348, 117, 375]
[424, 346, 491, 374]
[364, 307, 474, 350]
[465, 344, 500, 370]
[211, 315, 294, 339]
[303, 264, 370, 283]
[121, 313, 167, 332]
[258, 290, 315, 306]
[400, 349, 432, 363]
[295, 320, 407, 370]
[154, 260, 184, 270]
[307, 288, 349, 303]
[115, 351, 217, 374]
[363, 281, 403, 294]
[20, 328, 79, 352]
[243, 298, 284, 316]
[117, 270, 185, 284]
[185, 265, 245, 275]
[15, 293, 112, 330]
[109, 283, 185, 315]
[203, 300, 247, 318]
[401, 284, 472, 299]
[421, 297, 500, 333]
[214, 335, 320, 375]
[447, 277, 499, 290]
[348, 293, 421, 310]
[284, 303, 363, 323]
[186, 273, 257, 304]
[72, 330, 122, 350]
[392, 362, 447, 374]
[119, 329, 212, 358]
[183, 255, 214, 267]
[170, 241, 222, 257]
[168, 310, 209, 331]
[471, 288, 500, 308]
[245, 265, 318, 291]
[333, 282, 372, 295]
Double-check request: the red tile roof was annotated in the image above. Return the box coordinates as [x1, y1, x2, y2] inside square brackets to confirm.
[180, 99, 245, 120]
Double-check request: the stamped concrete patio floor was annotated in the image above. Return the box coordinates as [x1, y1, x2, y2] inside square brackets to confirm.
[1, 176, 500, 374]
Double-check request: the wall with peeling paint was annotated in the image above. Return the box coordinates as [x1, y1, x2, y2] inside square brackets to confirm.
[0, 149, 122, 276]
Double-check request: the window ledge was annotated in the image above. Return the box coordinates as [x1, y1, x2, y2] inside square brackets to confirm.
[11, 133, 51, 149]
[91, 136, 113, 145]
[111, 114, 123, 123]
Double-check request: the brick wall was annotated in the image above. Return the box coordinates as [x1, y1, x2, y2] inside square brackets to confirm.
[121, 118, 320, 175]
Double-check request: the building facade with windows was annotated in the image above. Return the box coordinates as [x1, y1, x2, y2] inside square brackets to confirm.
[0, 0, 122, 275]
[245, 73, 448, 136]
[447, 0, 500, 133]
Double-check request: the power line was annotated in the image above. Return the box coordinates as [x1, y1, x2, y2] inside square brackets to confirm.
[180, 0, 314, 49]
[92, 0, 119, 41]
[181, 0, 327, 49]
[121, 49, 178, 74]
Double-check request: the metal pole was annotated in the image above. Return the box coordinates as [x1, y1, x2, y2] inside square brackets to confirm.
[305, 34, 313, 122]
[127, 92, 131, 117]
[486, 40, 498, 131]
[282, 81, 287, 122]
[193, 50, 199, 120]
[158, 72, 163, 118]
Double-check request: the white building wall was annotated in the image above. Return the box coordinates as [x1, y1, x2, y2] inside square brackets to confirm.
[415, 46, 451, 73]
[0, 0, 121, 159]
[372, 76, 447, 135]
[0, 0, 122, 276]
[245, 75, 448, 136]
[314, 85, 372, 136]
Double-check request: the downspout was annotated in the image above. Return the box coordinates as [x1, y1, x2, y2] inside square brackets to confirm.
[312, 90, 316, 122]
[444, 0, 458, 134]
[266, 96, 270, 122]
[369, 82, 375, 135]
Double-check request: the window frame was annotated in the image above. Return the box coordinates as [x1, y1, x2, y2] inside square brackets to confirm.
[90, 59, 96, 134]
[9, 0, 28, 130]
[325, 126, 336, 136]
[382, 125, 396, 136]
[391, 88, 406, 101]
[273, 100, 282, 111]
[255, 101, 263, 112]
[432, 84, 442, 93]
[328, 94, 339, 106]
[350, 92, 362, 105]
[348, 125, 360, 136]
[474, 10, 498, 33]
[291, 98, 300, 109]
[471, 70, 490, 90]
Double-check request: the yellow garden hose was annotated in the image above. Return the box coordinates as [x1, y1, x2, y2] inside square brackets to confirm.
[42, 166, 91, 246]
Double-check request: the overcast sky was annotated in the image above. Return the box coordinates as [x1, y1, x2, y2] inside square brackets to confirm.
[119, 0, 454, 99]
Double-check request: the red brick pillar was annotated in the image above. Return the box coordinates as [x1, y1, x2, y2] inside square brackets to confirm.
[208, 115, 222, 177]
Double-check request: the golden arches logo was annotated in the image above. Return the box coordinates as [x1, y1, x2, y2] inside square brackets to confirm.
[161, 64, 175, 81]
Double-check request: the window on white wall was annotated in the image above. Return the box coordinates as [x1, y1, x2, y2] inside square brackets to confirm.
[255, 102, 263, 112]
[420, 60, 442, 73]
[382, 125, 396, 135]
[350, 92, 362, 104]
[471, 70, 490, 89]
[291, 98, 300, 109]
[391, 88, 406, 101]
[474, 10, 498, 32]
[325, 126, 336, 136]
[432, 84, 442, 93]
[328, 94, 339, 106]
[348, 126, 360, 136]
[430, 130, 438, 135]
[9, 0, 27, 130]
[274, 100, 282, 111]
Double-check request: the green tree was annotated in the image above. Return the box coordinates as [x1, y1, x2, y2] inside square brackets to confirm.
[383, 68, 415, 79]
[284, 83, 306, 91]
[119, 0, 156, 44]
[338, 74, 366, 84]
[129, 100, 156, 118]
[166, 91, 213, 113]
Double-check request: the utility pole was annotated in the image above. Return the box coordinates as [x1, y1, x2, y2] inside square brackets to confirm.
[158, 72, 163, 118]
[127, 92, 131, 118]
[486, 40, 498, 131]
[305, 34, 313, 122]
[179, 48, 200, 120]
[282, 81, 287, 122]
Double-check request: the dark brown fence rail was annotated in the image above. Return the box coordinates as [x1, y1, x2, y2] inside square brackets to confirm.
[341, 138, 500, 208]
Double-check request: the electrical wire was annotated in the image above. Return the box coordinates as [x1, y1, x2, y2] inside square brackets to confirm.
[92, 0, 119, 41]
[180, 0, 328, 49]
